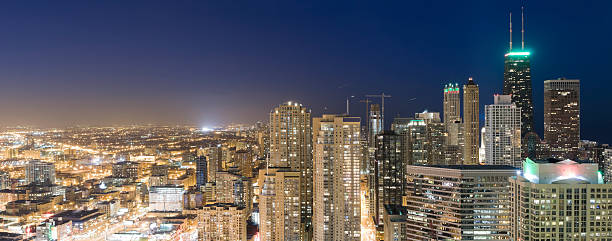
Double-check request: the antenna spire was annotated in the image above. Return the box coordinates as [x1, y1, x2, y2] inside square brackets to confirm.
[521, 2, 525, 49]
[509, 11, 513, 51]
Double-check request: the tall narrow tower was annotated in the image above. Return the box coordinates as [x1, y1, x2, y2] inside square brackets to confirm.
[368, 104, 382, 147]
[463, 77, 479, 165]
[503, 5, 534, 137]
[443, 83, 461, 124]
[269, 101, 313, 239]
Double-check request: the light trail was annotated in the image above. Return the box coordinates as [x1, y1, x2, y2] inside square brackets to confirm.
[361, 179, 375, 241]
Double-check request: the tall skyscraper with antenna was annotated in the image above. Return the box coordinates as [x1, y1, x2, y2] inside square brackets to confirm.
[503, 5, 534, 137]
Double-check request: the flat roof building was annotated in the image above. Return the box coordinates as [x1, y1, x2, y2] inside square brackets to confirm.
[405, 165, 516, 240]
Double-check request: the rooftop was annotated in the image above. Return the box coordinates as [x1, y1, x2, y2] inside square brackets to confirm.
[424, 165, 517, 170]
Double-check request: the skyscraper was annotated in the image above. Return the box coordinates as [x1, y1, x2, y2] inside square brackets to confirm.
[503, 9, 534, 136]
[463, 77, 480, 165]
[443, 83, 461, 124]
[201, 146, 221, 183]
[484, 94, 522, 167]
[195, 156, 207, 189]
[404, 165, 516, 240]
[392, 113, 446, 166]
[269, 101, 312, 238]
[369, 104, 382, 147]
[405, 119, 428, 165]
[510, 158, 612, 240]
[372, 131, 404, 226]
[259, 168, 301, 241]
[544, 78, 580, 159]
[313, 115, 361, 241]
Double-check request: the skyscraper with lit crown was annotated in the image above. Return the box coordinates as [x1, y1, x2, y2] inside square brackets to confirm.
[503, 9, 534, 137]
[443, 83, 461, 124]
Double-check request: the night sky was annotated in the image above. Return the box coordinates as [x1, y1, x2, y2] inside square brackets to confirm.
[0, 1, 610, 142]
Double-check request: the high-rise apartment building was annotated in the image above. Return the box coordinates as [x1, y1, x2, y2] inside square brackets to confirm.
[269, 101, 312, 238]
[234, 149, 253, 178]
[201, 146, 222, 183]
[404, 165, 516, 240]
[484, 94, 522, 167]
[510, 158, 612, 240]
[216, 171, 252, 215]
[259, 168, 301, 241]
[25, 160, 55, 185]
[544, 78, 580, 159]
[313, 115, 361, 241]
[443, 83, 461, 124]
[371, 131, 404, 226]
[463, 77, 480, 165]
[198, 203, 247, 241]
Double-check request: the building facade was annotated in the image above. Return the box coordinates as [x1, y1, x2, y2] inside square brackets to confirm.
[484, 94, 522, 167]
[313, 115, 361, 241]
[463, 77, 480, 165]
[269, 101, 312, 238]
[510, 158, 612, 240]
[195, 156, 207, 189]
[443, 83, 461, 124]
[148, 185, 184, 212]
[404, 165, 516, 240]
[25, 160, 55, 185]
[503, 51, 534, 136]
[371, 131, 404, 226]
[544, 78, 580, 159]
[198, 203, 247, 241]
[259, 168, 301, 241]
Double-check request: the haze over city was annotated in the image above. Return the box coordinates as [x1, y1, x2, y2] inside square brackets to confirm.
[0, 1, 611, 241]
[0, 1, 610, 142]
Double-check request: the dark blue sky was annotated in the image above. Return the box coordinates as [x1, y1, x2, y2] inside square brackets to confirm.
[0, 1, 610, 142]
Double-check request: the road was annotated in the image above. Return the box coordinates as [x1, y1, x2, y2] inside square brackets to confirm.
[361, 179, 376, 241]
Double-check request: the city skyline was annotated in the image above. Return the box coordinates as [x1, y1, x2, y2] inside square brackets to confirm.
[0, 1, 610, 143]
[2, 2, 612, 240]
